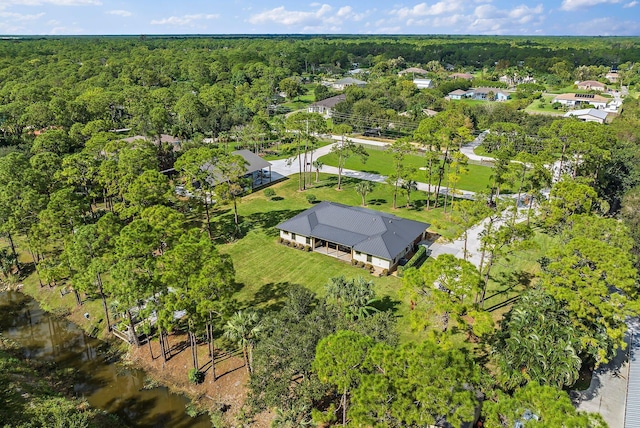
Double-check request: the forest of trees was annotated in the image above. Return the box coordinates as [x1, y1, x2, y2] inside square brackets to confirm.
[1, 35, 640, 427]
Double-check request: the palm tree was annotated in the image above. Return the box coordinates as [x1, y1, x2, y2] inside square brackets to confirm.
[312, 160, 323, 183]
[401, 179, 418, 208]
[354, 181, 374, 207]
[223, 310, 261, 375]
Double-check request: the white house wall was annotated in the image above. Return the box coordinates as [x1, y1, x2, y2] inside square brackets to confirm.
[280, 230, 310, 246]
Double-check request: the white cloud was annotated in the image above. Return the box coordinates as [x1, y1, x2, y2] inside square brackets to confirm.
[560, 0, 621, 11]
[0, 11, 44, 20]
[248, 4, 333, 25]
[567, 16, 640, 34]
[470, 3, 545, 32]
[624, 0, 637, 6]
[151, 14, 219, 26]
[391, 1, 464, 19]
[106, 10, 132, 17]
[4, 0, 101, 5]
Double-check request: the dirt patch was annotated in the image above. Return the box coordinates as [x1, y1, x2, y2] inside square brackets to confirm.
[129, 332, 272, 427]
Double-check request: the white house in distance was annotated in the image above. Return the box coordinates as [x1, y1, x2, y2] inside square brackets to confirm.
[448, 88, 511, 101]
[413, 78, 433, 89]
[563, 108, 609, 124]
[307, 94, 346, 118]
[577, 80, 606, 91]
[331, 77, 366, 91]
[553, 93, 609, 109]
[605, 71, 619, 83]
[276, 201, 430, 272]
[448, 89, 468, 100]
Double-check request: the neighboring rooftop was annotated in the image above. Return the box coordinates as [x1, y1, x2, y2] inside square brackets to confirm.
[554, 93, 609, 103]
[276, 201, 430, 260]
[309, 94, 346, 108]
[231, 150, 271, 175]
[563, 108, 608, 120]
[399, 67, 428, 75]
[449, 72, 474, 80]
[333, 77, 367, 86]
[121, 134, 181, 144]
[577, 80, 606, 87]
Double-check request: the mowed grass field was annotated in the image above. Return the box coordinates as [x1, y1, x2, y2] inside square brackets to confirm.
[212, 173, 539, 341]
[317, 149, 496, 193]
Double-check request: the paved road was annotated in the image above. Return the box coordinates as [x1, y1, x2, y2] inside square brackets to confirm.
[268, 138, 475, 200]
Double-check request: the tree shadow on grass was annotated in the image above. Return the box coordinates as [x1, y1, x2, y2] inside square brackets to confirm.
[483, 270, 533, 312]
[248, 281, 296, 312]
[372, 295, 401, 314]
[368, 198, 387, 206]
[245, 209, 305, 237]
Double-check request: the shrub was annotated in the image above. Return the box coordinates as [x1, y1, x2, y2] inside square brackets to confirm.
[188, 368, 204, 384]
[263, 188, 275, 198]
[381, 269, 389, 276]
[351, 259, 358, 266]
[277, 237, 283, 244]
[357, 261, 365, 268]
[365, 263, 373, 272]
[306, 194, 317, 204]
[305, 245, 312, 252]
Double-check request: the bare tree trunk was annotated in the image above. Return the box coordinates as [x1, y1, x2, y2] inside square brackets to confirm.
[97, 273, 111, 332]
[147, 332, 154, 359]
[6, 232, 20, 274]
[243, 345, 250, 375]
[342, 387, 347, 426]
[204, 199, 213, 239]
[127, 310, 139, 347]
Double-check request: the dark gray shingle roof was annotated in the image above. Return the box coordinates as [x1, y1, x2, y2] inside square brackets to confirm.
[310, 94, 346, 109]
[232, 150, 271, 174]
[276, 201, 429, 260]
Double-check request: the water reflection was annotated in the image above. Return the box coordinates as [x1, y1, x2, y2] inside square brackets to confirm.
[0, 291, 211, 428]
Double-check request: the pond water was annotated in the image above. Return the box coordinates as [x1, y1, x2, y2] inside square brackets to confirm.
[0, 291, 211, 428]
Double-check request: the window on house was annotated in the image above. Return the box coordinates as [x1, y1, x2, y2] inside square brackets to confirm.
[291, 233, 296, 240]
[306, 237, 311, 245]
[367, 254, 372, 263]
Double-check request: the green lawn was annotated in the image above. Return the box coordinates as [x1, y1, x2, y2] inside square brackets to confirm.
[524, 94, 565, 115]
[209, 174, 545, 341]
[216, 174, 459, 341]
[317, 149, 496, 193]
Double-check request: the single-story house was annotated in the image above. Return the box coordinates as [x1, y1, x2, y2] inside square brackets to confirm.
[307, 94, 346, 118]
[448, 88, 510, 101]
[331, 77, 367, 91]
[201, 150, 272, 190]
[448, 89, 469, 100]
[399, 67, 428, 76]
[605, 71, 619, 83]
[276, 201, 430, 272]
[471, 87, 511, 101]
[553, 93, 609, 109]
[413, 78, 433, 89]
[577, 80, 606, 91]
[563, 108, 609, 124]
[449, 72, 474, 80]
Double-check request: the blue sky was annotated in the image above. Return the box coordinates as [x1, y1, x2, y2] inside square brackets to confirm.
[0, 0, 638, 36]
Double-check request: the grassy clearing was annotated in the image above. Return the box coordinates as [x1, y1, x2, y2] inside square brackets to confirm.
[317, 149, 496, 193]
[524, 94, 565, 115]
[482, 230, 554, 321]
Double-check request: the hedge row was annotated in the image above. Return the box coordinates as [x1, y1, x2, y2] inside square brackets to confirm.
[397, 246, 428, 277]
